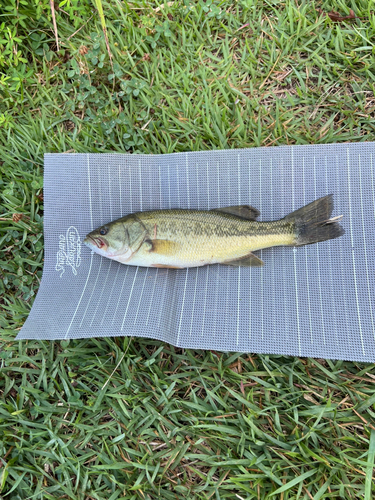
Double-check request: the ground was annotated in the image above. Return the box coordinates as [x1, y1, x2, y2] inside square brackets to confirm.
[0, 1, 375, 498]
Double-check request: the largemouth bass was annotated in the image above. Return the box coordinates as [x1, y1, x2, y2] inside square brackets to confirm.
[84, 195, 344, 268]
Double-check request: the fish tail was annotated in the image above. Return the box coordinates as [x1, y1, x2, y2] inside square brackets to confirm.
[285, 195, 345, 246]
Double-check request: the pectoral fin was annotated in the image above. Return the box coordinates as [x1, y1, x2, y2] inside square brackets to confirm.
[144, 238, 180, 256]
[223, 252, 264, 267]
[212, 205, 260, 220]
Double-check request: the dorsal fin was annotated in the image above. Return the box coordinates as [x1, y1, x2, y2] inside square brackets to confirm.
[211, 205, 260, 221]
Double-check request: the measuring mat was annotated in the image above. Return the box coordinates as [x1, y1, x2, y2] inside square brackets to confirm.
[17, 143, 375, 361]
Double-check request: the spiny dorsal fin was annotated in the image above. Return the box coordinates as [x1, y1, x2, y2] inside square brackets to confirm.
[223, 252, 264, 267]
[211, 205, 260, 221]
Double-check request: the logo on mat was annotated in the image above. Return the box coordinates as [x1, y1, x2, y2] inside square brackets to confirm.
[55, 226, 82, 277]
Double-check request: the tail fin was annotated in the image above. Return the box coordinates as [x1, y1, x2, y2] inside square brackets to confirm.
[285, 195, 345, 246]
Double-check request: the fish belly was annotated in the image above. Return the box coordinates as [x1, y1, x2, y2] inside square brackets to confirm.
[128, 233, 292, 268]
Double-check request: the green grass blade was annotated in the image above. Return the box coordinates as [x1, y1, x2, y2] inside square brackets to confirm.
[365, 430, 375, 500]
[268, 469, 317, 497]
[92, 0, 113, 65]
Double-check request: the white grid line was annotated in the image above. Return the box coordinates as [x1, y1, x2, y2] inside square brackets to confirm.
[98, 162, 103, 225]
[313, 157, 326, 345]
[112, 267, 129, 325]
[237, 272, 240, 345]
[211, 161, 220, 338]
[237, 155, 241, 345]
[168, 168, 172, 210]
[132, 164, 146, 324]
[270, 158, 276, 341]
[225, 266, 230, 340]
[108, 162, 113, 220]
[189, 267, 199, 336]
[134, 270, 148, 325]
[157, 162, 169, 329]
[196, 163, 200, 209]
[80, 256, 103, 328]
[224, 163, 231, 339]
[87, 160, 112, 328]
[157, 271, 169, 329]
[138, 159, 142, 211]
[302, 157, 313, 344]
[65, 154, 94, 338]
[292, 147, 301, 356]
[189, 162, 200, 337]
[259, 159, 264, 341]
[90, 260, 112, 327]
[347, 149, 365, 355]
[207, 162, 210, 208]
[176, 269, 189, 345]
[292, 251, 300, 352]
[212, 268, 219, 338]
[118, 164, 122, 216]
[217, 162, 220, 206]
[146, 268, 159, 326]
[335, 155, 350, 345]
[88, 154, 93, 229]
[281, 158, 289, 343]
[324, 157, 338, 344]
[176, 163, 180, 206]
[186, 153, 190, 209]
[179, 154, 193, 340]
[98, 162, 117, 327]
[248, 159, 252, 339]
[65, 253, 94, 339]
[238, 155, 241, 202]
[121, 267, 139, 330]
[158, 164, 163, 208]
[100, 262, 121, 327]
[146, 163, 163, 327]
[359, 154, 375, 340]
[201, 266, 209, 337]
[369, 154, 375, 340]
[129, 164, 133, 213]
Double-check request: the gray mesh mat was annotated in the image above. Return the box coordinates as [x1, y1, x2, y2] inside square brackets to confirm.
[17, 143, 375, 362]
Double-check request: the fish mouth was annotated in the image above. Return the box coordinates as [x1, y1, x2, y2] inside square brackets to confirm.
[86, 235, 107, 249]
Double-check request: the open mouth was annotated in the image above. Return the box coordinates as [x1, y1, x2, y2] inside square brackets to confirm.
[88, 235, 106, 249]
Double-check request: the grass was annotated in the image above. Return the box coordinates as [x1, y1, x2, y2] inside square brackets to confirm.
[1, 0, 375, 498]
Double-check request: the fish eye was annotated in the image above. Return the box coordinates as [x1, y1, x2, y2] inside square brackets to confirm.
[99, 227, 108, 235]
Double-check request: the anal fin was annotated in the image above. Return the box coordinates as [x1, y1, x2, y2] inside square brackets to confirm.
[223, 252, 264, 267]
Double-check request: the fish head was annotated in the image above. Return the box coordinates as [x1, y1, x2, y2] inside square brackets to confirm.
[84, 215, 147, 263]
[84, 220, 132, 260]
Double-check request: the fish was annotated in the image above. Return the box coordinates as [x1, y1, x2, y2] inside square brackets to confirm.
[84, 195, 344, 268]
